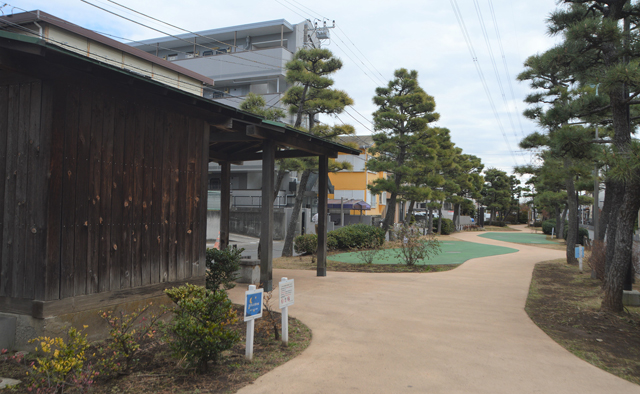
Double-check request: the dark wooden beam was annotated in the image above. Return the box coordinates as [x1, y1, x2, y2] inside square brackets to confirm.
[242, 149, 319, 162]
[220, 162, 231, 250]
[246, 125, 339, 158]
[260, 139, 275, 292]
[317, 155, 329, 276]
[209, 130, 258, 143]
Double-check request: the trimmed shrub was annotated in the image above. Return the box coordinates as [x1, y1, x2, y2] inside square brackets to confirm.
[563, 226, 590, 245]
[294, 234, 318, 255]
[542, 219, 556, 235]
[434, 218, 455, 235]
[163, 284, 240, 373]
[328, 224, 385, 250]
[206, 247, 243, 291]
[485, 220, 507, 227]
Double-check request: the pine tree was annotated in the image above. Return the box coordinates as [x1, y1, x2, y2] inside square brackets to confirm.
[366, 69, 440, 234]
[279, 48, 355, 257]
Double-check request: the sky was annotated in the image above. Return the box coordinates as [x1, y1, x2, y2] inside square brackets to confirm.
[5, 0, 563, 175]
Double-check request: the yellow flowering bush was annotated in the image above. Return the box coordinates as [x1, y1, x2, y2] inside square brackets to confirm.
[99, 303, 165, 374]
[27, 326, 96, 393]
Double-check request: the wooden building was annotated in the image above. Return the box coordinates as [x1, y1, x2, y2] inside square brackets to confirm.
[0, 13, 358, 346]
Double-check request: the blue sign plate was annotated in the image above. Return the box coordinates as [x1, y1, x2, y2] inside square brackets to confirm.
[244, 288, 263, 322]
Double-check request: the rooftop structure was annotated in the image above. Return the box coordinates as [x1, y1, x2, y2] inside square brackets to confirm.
[132, 19, 319, 122]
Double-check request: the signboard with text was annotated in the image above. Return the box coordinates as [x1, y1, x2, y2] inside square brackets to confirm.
[244, 288, 263, 322]
[279, 279, 294, 309]
[575, 246, 585, 259]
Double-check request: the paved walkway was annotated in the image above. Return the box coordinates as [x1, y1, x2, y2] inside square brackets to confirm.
[227, 225, 640, 394]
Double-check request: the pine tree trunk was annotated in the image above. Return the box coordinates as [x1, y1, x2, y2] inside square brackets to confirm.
[437, 203, 443, 234]
[427, 208, 433, 235]
[559, 208, 567, 240]
[382, 192, 398, 235]
[598, 178, 615, 242]
[604, 181, 624, 278]
[282, 169, 312, 257]
[554, 206, 561, 239]
[273, 165, 287, 203]
[565, 160, 578, 265]
[602, 177, 640, 312]
[453, 204, 460, 231]
[405, 200, 415, 223]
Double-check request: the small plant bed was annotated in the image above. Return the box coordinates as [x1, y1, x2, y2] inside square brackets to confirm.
[273, 253, 460, 272]
[482, 225, 520, 231]
[526, 261, 640, 385]
[0, 305, 311, 393]
[329, 239, 517, 266]
[478, 232, 557, 245]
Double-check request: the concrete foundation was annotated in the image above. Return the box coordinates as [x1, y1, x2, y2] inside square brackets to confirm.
[1, 294, 174, 351]
[623, 290, 640, 306]
[236, 260, 260, 284]
[0, 315, 16, 350]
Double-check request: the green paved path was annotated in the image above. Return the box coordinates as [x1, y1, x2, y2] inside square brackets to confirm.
[478, 232, 556, 244]
[329, 240, 518, 265]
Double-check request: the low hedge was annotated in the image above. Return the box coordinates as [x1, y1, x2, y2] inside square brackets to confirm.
[293, 224, 385, 254]
[329, 224, 385, 250]
[542, 219, 556, 235]
[434, 218, 455, 235]
[294, 234, 317, 255]
[563, 226, 590, 245]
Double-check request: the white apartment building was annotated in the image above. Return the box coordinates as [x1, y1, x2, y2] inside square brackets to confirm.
[132, 19, 320, 123]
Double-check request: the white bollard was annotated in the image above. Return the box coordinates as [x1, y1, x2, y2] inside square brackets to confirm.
[579, 256, 583, 273]
[245, 285, 256, 360]
[281, 277, 289, 345]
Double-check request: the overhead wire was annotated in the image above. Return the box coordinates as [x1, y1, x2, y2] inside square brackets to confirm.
[278, 0, 386, 85]
[0, 11, 253, 104]
[472, 0, 526, 163]
[81, 0, 290, 71]
[487, 0, 535, 165]
[449, 0, 520, 168]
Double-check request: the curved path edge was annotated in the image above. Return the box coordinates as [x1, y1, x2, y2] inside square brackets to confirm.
[228, 225, 640, 394]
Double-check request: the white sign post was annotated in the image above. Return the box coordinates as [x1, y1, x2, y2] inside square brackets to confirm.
[244, 285, 263, 360]
[575, 245, 585, 272]
[279, 277, 294, 345]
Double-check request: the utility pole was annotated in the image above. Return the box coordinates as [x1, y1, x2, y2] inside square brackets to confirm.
[304, 19, 336, 49]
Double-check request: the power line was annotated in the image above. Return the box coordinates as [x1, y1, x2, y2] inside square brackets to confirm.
[0, 13, 252, 104]
[449, 0, 520, 168]
[81, 0, 290, 71]
[472, 0, 525, 163]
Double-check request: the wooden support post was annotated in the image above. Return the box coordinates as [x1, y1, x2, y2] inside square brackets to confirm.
[317, 155, 328, 276]
[260, 139, 275, 291]
[220, 162, 231, 250]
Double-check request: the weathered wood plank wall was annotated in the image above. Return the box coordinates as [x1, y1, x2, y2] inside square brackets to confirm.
[0, 79, 207, 302]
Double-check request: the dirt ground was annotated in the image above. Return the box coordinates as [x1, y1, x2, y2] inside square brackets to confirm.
[526, 260, 640, 385]
[0, 306, 311, 394]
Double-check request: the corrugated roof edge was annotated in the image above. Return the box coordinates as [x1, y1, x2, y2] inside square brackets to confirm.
[259, 121, 361, 155]
[0, 10, 214, 86]
[132, 19, 296, 47]
[0, 29, 359, 156]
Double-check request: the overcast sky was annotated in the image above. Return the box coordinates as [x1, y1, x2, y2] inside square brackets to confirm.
[7, 0, 562, 175]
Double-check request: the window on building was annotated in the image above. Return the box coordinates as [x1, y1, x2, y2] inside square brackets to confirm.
[380, 193, 387, 206]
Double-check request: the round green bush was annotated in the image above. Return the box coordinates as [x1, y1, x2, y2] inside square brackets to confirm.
[294, 234, 318, 255]
[434, 218, 455, 235]
[542, 219, 556, 235]
[563, 226, 590, 245]
[327, 224, 385, 250]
